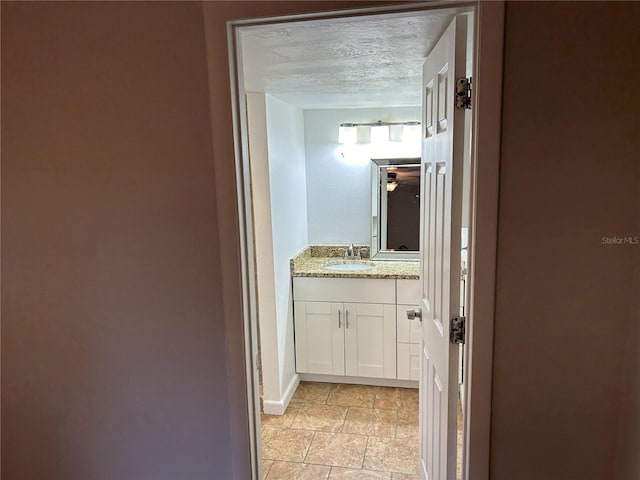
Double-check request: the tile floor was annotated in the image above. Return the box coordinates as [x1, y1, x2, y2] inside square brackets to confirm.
[261, 382, 420, 480]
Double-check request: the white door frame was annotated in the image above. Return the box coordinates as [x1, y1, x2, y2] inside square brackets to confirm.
[225, 2, 504, 479]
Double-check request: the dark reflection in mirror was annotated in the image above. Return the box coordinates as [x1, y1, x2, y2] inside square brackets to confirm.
[386, 166, 420, 251]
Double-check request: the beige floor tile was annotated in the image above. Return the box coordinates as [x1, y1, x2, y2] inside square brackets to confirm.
[305, 432, 368, 469]
[329, 467, 391, 479]
[288, 398, 305, 408]
[390, 473, 420, 480]
[343, 407, 397, 438]
[266, 461, 330, 480]
[262, 406, 300, 429]
[374, 387, 419, 411]
[327, 384, 377, 408]
[395, 408, 418, 440]
[262, 427, 278, 442]
[262, 460, 274, 480]
[291, 404, 348, 432]
[292, 382, 333, 404]
[364, 437, 419, 474]
[263, 382, 421, 478]
[262, 427, 315, 462]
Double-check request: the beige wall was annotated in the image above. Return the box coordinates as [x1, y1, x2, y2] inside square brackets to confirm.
[492, 2, 640, 479]
[2, 1, 639, 480]
[1, 2, 233, 479]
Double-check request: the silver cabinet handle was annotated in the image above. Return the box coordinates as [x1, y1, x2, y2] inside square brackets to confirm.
[345, 310, 350, 329]
[338, 310, 342, 328]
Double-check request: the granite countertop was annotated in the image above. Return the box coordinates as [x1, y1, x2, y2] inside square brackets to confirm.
[290, 245, 420, 280]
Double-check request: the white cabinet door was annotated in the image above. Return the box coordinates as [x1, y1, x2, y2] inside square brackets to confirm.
[294, 301, 344, 375]
[344, 303, 396, 379]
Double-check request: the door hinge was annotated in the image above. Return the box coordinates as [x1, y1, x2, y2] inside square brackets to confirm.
[455, 77, 472, 110]
[450, 316, 466, 344]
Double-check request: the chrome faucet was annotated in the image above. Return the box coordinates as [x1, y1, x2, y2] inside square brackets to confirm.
[344, 243, 361, 260]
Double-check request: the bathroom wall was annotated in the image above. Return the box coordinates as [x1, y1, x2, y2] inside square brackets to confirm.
[304, 106, 421, 245]
[265, 95, 308, 405]
[247, 93, 308, 412]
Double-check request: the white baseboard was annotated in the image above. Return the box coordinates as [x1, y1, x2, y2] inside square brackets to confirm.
[282, 373, 300, 409]
[299, 373, 418, 389]
[262, 374, 300, 415]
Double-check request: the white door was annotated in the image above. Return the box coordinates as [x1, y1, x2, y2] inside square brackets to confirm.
[294, 301, 345, 375]
[418, 16, 467, 480]
[344, 303, 396, 379]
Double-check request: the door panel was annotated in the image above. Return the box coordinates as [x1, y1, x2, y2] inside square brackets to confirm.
[419, 15, 467, 480]
[294, 301, 344, 375]
[344, 303, 396, 379]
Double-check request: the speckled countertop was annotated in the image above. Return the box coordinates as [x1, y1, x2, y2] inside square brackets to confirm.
[290, 245, 419, 280]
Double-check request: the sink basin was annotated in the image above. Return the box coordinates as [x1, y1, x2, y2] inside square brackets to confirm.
[325, 263, 375, 272]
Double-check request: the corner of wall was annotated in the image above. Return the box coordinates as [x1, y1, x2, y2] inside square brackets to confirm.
[263, 94, 309, 409]
[262, 374, 300, 415]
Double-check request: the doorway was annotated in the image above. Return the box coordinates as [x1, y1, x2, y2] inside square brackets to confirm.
[226, 3, 504, 479]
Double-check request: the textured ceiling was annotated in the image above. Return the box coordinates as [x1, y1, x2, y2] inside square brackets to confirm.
[239, 12, 454, 109]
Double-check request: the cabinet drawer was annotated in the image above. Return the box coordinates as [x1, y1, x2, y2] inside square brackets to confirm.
[293, 277, 395, 304]
[396, 279, 421, 305]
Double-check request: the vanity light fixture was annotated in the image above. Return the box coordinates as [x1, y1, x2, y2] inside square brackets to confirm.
[338, 120, 420, 145]
[402, 123, 422, 144]
[371, 124, 390, 144]
[338, 124, 357, 144]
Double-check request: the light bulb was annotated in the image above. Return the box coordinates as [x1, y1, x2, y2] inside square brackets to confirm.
[338, 125, 357, 144]
[402, 124, 421, 145]
[371, 125, 390, 144]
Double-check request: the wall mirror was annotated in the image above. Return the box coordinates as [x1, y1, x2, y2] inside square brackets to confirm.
[370, 157, 421, 260]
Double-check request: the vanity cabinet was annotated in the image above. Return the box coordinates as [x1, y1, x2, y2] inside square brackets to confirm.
[293, 276, 421, 382]
[293, 277, 396, 380]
